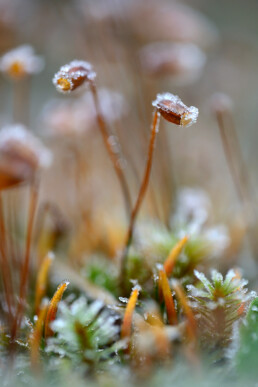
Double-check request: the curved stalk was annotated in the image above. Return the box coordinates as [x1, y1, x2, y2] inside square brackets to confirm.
[120, 109, 160, 290]
[90, 81, 132, 219]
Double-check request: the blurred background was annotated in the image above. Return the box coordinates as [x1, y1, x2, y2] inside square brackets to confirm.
[0, 0, 257, 264]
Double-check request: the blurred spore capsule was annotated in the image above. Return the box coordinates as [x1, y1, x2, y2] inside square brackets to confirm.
[139, 42, 206, 84]
[152, 93, 198, 127]
[53, 60, 96, 94]
[129, 0, 219, 49]
[42, 99, 95, 138]
[0, 45, 44, 80]
[0, 124, 52, 189]
[210, 92, 233, 115]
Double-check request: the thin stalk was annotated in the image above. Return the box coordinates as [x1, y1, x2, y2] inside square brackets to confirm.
[13, 78, 31, 125]
[30, 300, 48, 372]
[90, 81, 132, 219]
[216, 111, 246, 205]
[11, 180, 39, 341]
[120, 109, 160, 290]
[215, 110, 257, 256]
[0, 193, 14, 320]
[6, 192, 17, 275]
[222, 110, 255, 220]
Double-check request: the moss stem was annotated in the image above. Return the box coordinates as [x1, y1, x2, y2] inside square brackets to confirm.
[120, 109, 160, 291]
[90, 81, 132, 220]
[11, 179, 39, 341]
[0, 193, 14, 321]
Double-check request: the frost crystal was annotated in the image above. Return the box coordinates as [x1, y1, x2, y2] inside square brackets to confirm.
[53, 60, 96, 94]
[152, 92, 198, 127]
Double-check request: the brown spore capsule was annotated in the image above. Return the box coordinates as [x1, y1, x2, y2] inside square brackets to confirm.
[152, 93, 198, 127]
[53, 60, 96, 94]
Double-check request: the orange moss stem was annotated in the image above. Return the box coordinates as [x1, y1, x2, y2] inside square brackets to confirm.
[44, 280, 69, 339]
[35, 252, 54, 315]
[90, 81, 132, 220]
[30, 300, 48, 371]
[121, 287, 140, 340]
[164, 236, 188, 277]
[172, 280, 197, 342]
[120, 109, 160, 290]
[159, 267, 177, 325]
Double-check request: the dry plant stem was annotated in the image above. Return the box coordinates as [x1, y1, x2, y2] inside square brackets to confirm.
[216, 111, 256, 255]
[224, 111, 252, 200]
[89, 81, 132, 219]
[11, 180, 39, 341]
[6, 193, 18, 272]
[30, 302, 48, 372]
[0, 193, 14, 320]
[120, 109, 160, 289]
[216, 111, 247, 205]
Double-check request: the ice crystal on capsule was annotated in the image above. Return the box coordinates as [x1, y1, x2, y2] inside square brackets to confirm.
[53, 60, 96, 94]
[0, 45, 44, 80]
[152, 92, 198, 127]
[0, 124, 52, 189]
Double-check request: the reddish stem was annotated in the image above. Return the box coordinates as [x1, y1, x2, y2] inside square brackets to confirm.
[120, 109, 160, 289]
[11, 180, 39, 341]
[0, 193, 14, 321]
[90, 81, 132, 219]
